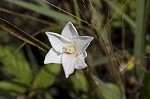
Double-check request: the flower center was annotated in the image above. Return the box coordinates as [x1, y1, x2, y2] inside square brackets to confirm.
[63, 45, 76, 54]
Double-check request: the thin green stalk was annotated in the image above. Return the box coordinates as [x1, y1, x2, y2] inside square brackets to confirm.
[0, 18, 50, 52]
[83, 67, 104, 99]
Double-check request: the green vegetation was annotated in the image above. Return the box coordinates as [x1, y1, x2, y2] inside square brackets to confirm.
[0, 0, 149, 99]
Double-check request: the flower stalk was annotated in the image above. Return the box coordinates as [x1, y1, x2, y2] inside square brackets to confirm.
[83, 67, 104, 99]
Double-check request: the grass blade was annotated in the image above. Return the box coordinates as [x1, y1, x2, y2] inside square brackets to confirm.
[0, 18, 50, 52]
[134, 0, 149, 82]
[5, 0, 76, 23]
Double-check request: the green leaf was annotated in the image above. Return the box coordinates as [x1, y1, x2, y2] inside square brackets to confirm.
[71, 71, 88, 92]
[0, 81, 27, 94]
[33, 64, 61, 89]
[5, 0, 76, 23]
[94, 76, 121, 99]
[0, 46, 32, 86]
[35, 0, 50, 9]
[134, 0, 149, 82]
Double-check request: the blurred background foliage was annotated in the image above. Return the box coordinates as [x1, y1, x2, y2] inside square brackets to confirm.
[0, 0, 149, 99]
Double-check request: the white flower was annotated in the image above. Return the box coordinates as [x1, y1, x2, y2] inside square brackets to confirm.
[44, 22, 94, 78]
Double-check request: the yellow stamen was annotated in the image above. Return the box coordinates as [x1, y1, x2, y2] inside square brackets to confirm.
[63, 45, 76, 54]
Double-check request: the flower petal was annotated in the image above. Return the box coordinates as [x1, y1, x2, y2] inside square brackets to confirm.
[74, 51, 87, 69]
[44, 48, 62, 64]
[61, 54, 76, 78]
[61, 22, 79, 39]
[74, 56, 87, 69]
[46, 32, 72, 53]
[83, 51, 87, 58]
[73, 36, 94, 56]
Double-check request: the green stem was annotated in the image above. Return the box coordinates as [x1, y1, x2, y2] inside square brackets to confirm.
[83, 67, 104, 99]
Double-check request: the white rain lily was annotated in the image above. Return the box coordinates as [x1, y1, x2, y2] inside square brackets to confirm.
[44, 22, 94, 78]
